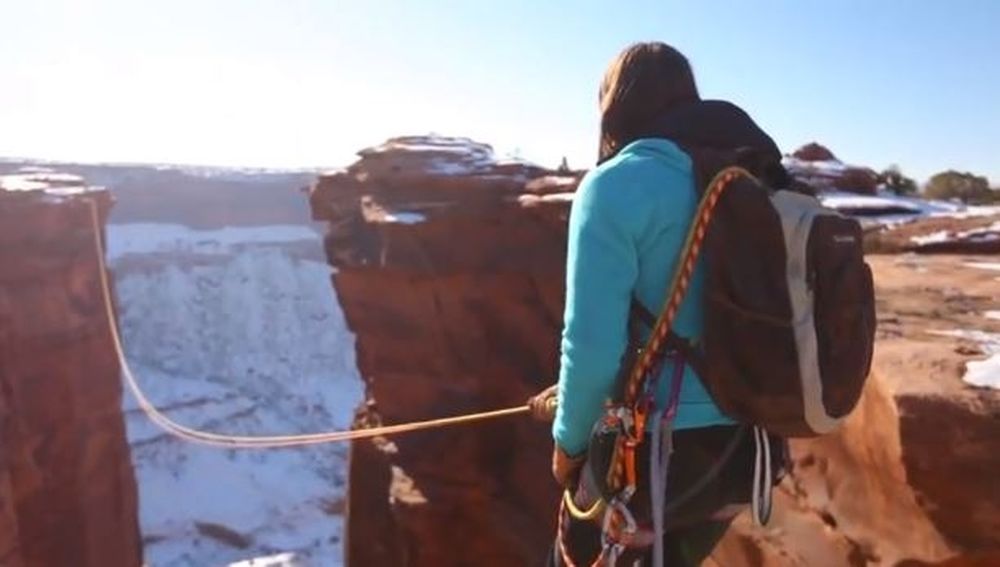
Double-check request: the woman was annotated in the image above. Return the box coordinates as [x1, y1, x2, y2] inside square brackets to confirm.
[534, 42, 787, 566]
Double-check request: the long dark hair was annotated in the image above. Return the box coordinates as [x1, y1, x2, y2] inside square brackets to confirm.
[598, 42, 700, 164]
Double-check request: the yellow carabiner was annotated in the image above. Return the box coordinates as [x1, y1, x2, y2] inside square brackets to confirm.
[562, 489, 605, 521]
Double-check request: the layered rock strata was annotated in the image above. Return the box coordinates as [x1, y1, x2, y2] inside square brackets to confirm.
[0, 171, 143, 567]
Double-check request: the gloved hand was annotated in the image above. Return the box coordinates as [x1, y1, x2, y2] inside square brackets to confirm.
[552, 444, 586, 489]
[526, 384, 558, 421]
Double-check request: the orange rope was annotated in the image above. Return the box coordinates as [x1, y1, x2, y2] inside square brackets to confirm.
[623, 167, 751, 406]
[613, 167, 752, 486]
[84, 198, 530, 448]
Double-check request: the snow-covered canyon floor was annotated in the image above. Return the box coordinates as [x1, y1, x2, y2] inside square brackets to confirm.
[107, 223, 363, 567]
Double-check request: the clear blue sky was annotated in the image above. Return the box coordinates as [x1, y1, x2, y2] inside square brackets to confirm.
[2, 1, 997, 183]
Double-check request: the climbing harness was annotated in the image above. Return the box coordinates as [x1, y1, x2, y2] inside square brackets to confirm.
[556, 167, 772, 566]
[83, 198, 532, 449]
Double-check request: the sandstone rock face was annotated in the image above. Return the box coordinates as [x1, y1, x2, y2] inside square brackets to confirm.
[0, 387, 21, 567]
[311, 137, 998, 567]
[310, 136, 575, 566]
[792, 142, 839, 162]
[785, 143, 880, 195]
[0, 174, 143, 567]
[864, 214, 1000, 255]
[713, 255, 1000, 566]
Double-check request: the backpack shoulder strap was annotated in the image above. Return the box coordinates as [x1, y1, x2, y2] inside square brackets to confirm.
[629, 297, 707, 379]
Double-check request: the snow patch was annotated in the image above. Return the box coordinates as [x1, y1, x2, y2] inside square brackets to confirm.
[910, 222, 1000, 246]
[947, 205, 1000, 219]
[228, 553, 299, 566]
[965, 355, 1000, 389]
[910, 231, 950, 246]
[494, 156, 541, 167]
[985, 311, 1000, 321]
[517, 192, 576, 206]
[820, 192, 926, 215]
[965, 262, 1000, 272]
[0, 168, 100, 194]
[382, 211, 426, 224]
[360, 136, 494, 160]
[524, 175, 580, 193]
[353, 135, 544, 177]
[535, 176, 579, 188]
[926, 330, 1000, 390]
[963, 221, 1000, 242]
[425, 158, 489, 176]
[783, 156, 849, 174]
[537, 192, 576, 202]
[818, 191, 974, 217]
[817, 189, 1000, 228]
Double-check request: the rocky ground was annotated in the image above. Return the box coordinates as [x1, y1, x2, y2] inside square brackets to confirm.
[864, 215, 1000, 254]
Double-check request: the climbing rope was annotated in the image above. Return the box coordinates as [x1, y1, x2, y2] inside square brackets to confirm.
[84, 198, 531, 448]
[556, 166, 755, 567]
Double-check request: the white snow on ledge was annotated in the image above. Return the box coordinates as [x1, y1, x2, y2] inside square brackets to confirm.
[517, 192, 576, 206]
[382, 211, 427, 224]
[927, 329, 1000, 390]
[361, 135, 493, 155]
[783, 156, 849, 174]
[911, 230, 950, 246]
[532, 175, 579, 188]
[911, 222, 1000, 246]
[965, 355, 1000, 389]
[817, 190, 1000, 228]
[228, 552, 298, 566]
[820, 192, 925, 213]
[965, 262, 1000, 272]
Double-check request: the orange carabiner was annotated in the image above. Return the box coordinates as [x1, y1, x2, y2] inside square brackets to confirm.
[631, 401, 648, 439]
[622, 439, 638, 491]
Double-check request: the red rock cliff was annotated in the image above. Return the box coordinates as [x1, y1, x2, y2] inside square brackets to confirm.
[0, 172, 143, 567]
[310, 137, 999, 566]
[712, 255, 1000, 566]
[310, 136, 576, 566]
[785, 142, 880, 195]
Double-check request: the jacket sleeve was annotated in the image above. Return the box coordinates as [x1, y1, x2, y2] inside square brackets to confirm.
[553, 171, 641, 456]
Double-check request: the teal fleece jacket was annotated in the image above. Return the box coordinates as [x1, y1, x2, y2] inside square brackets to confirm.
[553, 138, 734, 456]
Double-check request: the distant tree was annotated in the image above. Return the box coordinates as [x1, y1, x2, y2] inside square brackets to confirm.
[878, 165, 918, 196]
[982, 186, 1000, 204]
[558, 156, 571, 173]
[924, 170, 993, 203]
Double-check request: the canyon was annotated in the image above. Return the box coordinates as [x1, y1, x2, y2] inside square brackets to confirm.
[1, 137, 997, 566]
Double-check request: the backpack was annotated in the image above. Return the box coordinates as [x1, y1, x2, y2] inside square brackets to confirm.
[644, 101, 877, 436]
[684, 157, 876, 437]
